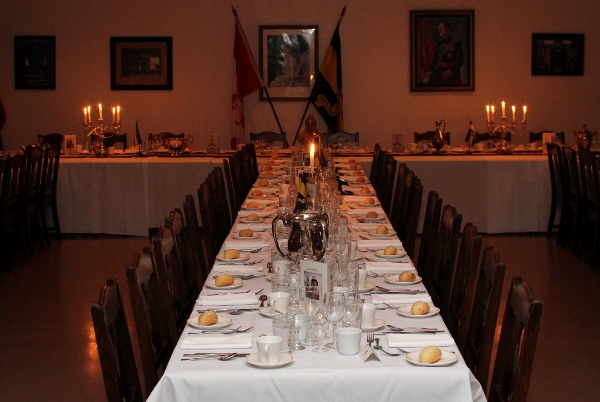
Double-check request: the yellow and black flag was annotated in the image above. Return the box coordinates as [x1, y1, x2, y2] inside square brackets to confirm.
[310, 24, 343, 133]
[294, 171, 308, 213]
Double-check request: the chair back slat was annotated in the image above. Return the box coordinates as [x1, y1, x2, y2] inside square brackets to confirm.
[417, 190, 442, 289]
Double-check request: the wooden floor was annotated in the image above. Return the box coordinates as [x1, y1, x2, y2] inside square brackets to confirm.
[0, 233, 599, 401]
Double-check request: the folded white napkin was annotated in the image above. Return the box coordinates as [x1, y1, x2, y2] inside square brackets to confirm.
[235, 223, 272, 232]
[211, 265, 264, 274]
[351, 223, 393, 230]
[181, 333, 254, 350]
[238, 210, 276, 218]
[386, 332, 455, 348]
[371, 293, 432, 305]
[343, 195, 372, 202]
[197, 293, 259, 306]
[357, 239, 403, 248]
[365, 261, 415, 271]
[224, 240, 270, 249]
[345, 207, 385, 215]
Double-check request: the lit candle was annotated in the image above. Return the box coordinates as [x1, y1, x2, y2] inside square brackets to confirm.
[512, 105, 516, 123]
[87, 106, 91, 123]
[522, 106, 527, 122]
[502, 101, 506, 118]
[98, 104, 103, 120]
[116, 106, 121, 122]
[491, 106, 495, 122]
[486, 105, 490, 122]
[83, 107, 87, 123]
[310, 143, 315, 173]
[112, 107, 116, 124]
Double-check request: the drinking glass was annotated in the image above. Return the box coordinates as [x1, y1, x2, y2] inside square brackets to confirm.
[343, 298, 364, 328]
[286, 305, 306, 350]
[323, 291, 346, 349]
[299, 286, 321, 346]
[311, 311, 329, 353]
[271, 274, 291, 293]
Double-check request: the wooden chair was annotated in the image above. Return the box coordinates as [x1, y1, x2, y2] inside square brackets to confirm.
[429, 205, 463, 313]
[37, 133, 65, 148]
[379, 154, 397, 216]
[562, 147, 585, 254]
[368, 143, 382, 187]
[529, 131, 565, 144]
[249, 131, 288, 148]
[323, 131, 359, 148]
[0, 156, 11, 268]
[414, 131, 451, 145]
[388, 163, 408, 225]
[242, 143, 259, 184]
[22, 146, 45, 254]
[416, 190, 442, 290]
[90, 278, 142, 402]
[578, 149, 599, 262]
[463, 245, 506, 394]
[153, 223, 190, 336]
[126, 248, 175, 396]
[223, 159, 240, 220]
[445, 222, 483, 346]
[183, 194, 212, 282]
[401, 175, 423, 261]
[474, 131, 512, 144]
[545, 143, 565, 240]
[38, 144, 61, 245]
[593, 157, 600, 270]
[390, 169, 414, 236]
[103, 133, 128, 149]
[489, 277, 544, 402]
[197, 182, 220, 261]
[169, 208, 200, 313]
[2, 154, 29, 267]
[207, 168, 232, 244]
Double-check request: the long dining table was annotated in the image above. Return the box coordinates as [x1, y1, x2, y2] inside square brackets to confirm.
[147, 156, 485, 402]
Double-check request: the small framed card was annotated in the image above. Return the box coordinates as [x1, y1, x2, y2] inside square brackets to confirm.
[207, 135, 219, 154]
[63, 134, 76, 155]
[300, 259, 334, 292]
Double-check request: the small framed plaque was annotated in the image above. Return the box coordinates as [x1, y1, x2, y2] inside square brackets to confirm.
[14, 36, 56, 90]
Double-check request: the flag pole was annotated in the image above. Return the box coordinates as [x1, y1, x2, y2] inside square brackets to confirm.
[292, 5, 347, 146]
[231, 7, 284, 137]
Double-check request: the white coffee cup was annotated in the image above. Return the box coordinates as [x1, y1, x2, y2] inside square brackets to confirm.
[256, 335, 282, 364]
[336, 327, 362, 355]
[528, 142, 537, 150]
[358, 269, 367, 290]
[107, 146, 115, 154]
[267, 292, 290, 314]
[475, 142, 485, 150]
[408, 142, 418, 150]
[272, 260, 292, 275]
[362, 303, 376, 328]
[75, 144, 83, 153]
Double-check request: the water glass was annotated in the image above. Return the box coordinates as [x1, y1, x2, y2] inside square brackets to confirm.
[299, 286, 321, 346]
[271, 274, 291, 293]
[343, 298, 364, 328]
[273, 314, 295, 353]
[286, 305, 306, 350]
[311, 312, 329, 353]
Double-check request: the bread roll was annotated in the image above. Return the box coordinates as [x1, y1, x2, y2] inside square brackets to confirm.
[419, 346, 442, 364]
[398, 271, 416, 282]
[263, 164, 273, 171]
[352, 169, 362, 175]
[383, 245, 397, 255]
[198, 311, 218, 326]
[223, 249, 241, 259]
[239, 228, 254, 237]
[348, 163, 358, 170]
[258, 179, 270, 187]
[262, 171, 274, 178]
[356, 176, 366, 183]
[411, 301, 430, 315]
[366, 211, 379, 218]
[360, 187, 371, 195]
[363, 197, 376, 205]
[376, 225, 388, 234]
[247, 201, 260, 209]
[246, 213, 260, 221]
[251, 189, 263, 197]
[347, 158, 356, 164]
[215, 274, 235, 287]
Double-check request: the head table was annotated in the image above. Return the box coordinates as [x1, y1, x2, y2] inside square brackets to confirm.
[146, 157, 485, 402]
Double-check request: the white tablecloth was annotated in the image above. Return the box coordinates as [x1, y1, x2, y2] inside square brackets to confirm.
[147, 161, 485, 402]
[355, 154, 551, 233]
[56, 156, 224, 236]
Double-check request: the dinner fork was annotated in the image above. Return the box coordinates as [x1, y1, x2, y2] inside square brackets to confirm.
[367, 331, 374, 347]
[204, 290, 251, 296]
[188, 326, 242, 335]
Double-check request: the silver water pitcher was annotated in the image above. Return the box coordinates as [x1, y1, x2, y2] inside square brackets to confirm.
[272, 211, 329, 261]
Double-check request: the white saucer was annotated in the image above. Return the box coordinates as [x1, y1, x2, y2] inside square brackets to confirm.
[396, 305, 440, 318]
[348, 252, 364, 261]
[356, 202, 381, 208]
[374, 249, 408, 259]
[246, 352, 293, 368]
[357, 282, 376, 293]
[187, 315, 233, 330]
[216, 253, 250, 262]
[259, 306, 283, 318]
[405, 350, 458, 366]
[358, 217, 384, 223]
[368, 230, 397, 237]
[242, 218, 265, 224]
[361, 318, 386, 332]
[384, 274, 422, 285]
[231, 233, 262, 241]
[205, 279, 243, 290]
[248, 194, 270, 199]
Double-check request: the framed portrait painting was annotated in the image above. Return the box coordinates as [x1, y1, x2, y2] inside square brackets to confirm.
[410, 10, 474, 92]
[531, 33, 584, 76]
[259, 25, 318, 101]
[15, 36, 56, 90]
[110, 37, 173, 90]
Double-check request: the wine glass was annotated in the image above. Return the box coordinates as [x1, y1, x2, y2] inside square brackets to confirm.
[323, 291, 346, 349]
[299, 286, 321, 346]
[311, 311, 329, 353]
[167, 138, 185, 156]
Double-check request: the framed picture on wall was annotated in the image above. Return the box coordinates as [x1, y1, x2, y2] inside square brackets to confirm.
[259, 25, 318, 101]
[14, 36, 56, 90]
[531, 33, 584, 76]
[410, 10, 474, 92]
[110, 37, 173, 90]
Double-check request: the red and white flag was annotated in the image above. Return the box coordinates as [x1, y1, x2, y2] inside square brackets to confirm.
[232, 19, 263, 149]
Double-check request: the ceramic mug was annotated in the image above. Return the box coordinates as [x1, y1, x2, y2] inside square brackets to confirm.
[256, 335, 282, 364]
[267, 292, 290, 314]
[336, 327, 362, 355]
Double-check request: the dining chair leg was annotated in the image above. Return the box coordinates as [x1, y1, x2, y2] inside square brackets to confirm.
[546, 195, 557, 238]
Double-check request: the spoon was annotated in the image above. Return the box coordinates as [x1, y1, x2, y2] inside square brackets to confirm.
[373, 338, 403, 356]
[181, 352, 249, 361]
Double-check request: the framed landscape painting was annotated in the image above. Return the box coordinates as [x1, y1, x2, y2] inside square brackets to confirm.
[410, 10, 474, 92]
